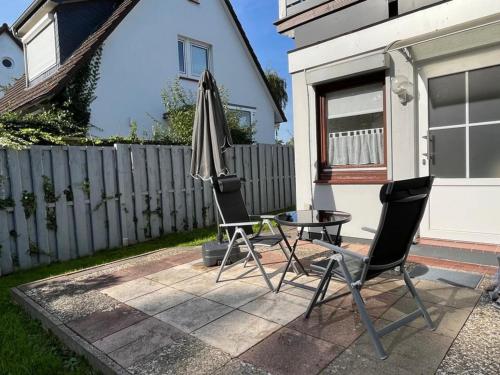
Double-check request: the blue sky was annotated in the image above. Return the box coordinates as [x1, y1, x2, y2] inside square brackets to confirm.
[1, 0, 294, 141]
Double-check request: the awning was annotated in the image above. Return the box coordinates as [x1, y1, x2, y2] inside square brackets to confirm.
[386, 13, 500, 62]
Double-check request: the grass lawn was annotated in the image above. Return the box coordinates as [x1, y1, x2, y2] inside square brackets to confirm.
[0, 227, 217, 375]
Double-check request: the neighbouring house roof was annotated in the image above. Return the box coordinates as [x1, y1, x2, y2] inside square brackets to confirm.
[0, 0, 287, 123]
[0, 0, 139, 113]
[0, 23, 22, 48]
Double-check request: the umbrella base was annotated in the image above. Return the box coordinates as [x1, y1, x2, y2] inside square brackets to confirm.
[201, 241, 242, 267]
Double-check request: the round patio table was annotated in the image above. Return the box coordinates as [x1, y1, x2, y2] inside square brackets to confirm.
[273, 210, 351, 293]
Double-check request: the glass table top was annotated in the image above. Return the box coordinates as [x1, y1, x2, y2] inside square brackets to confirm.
[274, 210, 351, 227]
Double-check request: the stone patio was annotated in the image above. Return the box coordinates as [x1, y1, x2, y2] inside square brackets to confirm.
[11, 241, 499, 375]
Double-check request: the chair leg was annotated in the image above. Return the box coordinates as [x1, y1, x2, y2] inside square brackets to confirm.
[337, 260, 388, 360]
[278, 242, 300, 274]
[215, 231, 239, 283]
[240, 230, 274, 292]
[243, 251, 252, 268]
[403, 269, 435, 331]
[320, 274, 332, 301]
[305, 256, 337, 318]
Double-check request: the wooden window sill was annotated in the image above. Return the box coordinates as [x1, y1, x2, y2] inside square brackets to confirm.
[316, 169, 389, 185]
[179, 75, 199, 83]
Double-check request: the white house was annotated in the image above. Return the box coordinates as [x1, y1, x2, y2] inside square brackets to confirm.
[278, 0, 500, 245]
[0, 0, 286, 143]
[0, 23, 24, 96]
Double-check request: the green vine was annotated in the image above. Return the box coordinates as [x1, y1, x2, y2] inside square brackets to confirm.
[81, 179, 90, 197]
[93, 192, 115, 212]
[64, 186, 73, 202]
[21, 191, 36, 218]
[28, 241, 51, 257]
[0, 197, 14, 210]
[42, 175, 58, 203]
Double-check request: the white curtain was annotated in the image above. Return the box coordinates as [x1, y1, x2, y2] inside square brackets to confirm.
[329, 128, 384, 166]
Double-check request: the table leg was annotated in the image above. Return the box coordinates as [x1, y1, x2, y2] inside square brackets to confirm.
[275, 226, 307, 293]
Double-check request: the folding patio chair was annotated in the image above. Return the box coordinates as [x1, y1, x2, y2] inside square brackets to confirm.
[306, 176, 435, 360]
[212, 175, 305, 291]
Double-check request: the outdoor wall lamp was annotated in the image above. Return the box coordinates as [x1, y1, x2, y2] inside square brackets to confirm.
[391, 75, 414, 105]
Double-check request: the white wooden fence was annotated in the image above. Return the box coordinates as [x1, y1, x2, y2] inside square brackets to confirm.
[0, 144, 295, 275]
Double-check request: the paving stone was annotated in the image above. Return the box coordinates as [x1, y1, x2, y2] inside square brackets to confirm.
[127, 335, 231, 375]
[170, 271, 227, 296]
[156, 297, 233, 333]
[240, 327, 344, 375]
[320, 347, 415, 375]
[350, 323, 454, 371]
[381, 296, 472, 337]
[93, 317, 184, 367]
[67, 303, 148, 342]
[364, 277, 411, 296]
[413, 280, 482, 309]
[145, 263, 205, 286]
[101, 278, 165, 302]
[214, 359, 271, 375]
[240, 291, 309, 325]
[280, 276, 345, 300]
[202, 281, 269, 308]
[165, 251, 202, 265]
[126, 286, 195, 315]
[192, 310, 280, 356]
[327, 287, 402, 318]
[287, 304, 366, 347]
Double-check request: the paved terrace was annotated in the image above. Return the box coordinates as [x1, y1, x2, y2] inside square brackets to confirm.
[11, 239, 500, 375]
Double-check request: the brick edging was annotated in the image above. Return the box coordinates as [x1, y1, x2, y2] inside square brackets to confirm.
[10, 287, 128, 375]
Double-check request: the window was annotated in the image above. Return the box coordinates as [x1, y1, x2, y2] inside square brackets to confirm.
[229, 105, 255, 129]
[177, 37, 210, 79]
[2, 58, 13, 69]
[316, 72, 387, 184]
[26, 21, 57, 81]
[428, 65, 500, 178]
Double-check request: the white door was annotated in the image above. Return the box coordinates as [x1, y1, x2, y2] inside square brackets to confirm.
[418, 64, 500, 244]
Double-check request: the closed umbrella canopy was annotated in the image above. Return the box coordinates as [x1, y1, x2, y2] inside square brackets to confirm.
[191, 70, 233, 180]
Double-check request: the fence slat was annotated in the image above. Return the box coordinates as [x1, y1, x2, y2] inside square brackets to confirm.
[145, 146, 161, 238]
[30, 147, 51, 264]
[171, 148, 186, 231]
[278, 146, 285, 210]
[258, 145, 267, 214]
[103, 148, 121, 248]
[242, 146, 253, 213]
[51, 148, 70, 261]
[68, 147, 91, 257]
[158, 146, 173, 234]
[115, 144, 135, 246]
[283, 146, 291, 208]
[0, 149, 13, 274]
[252, 146, 261, 214]
[289, 146, 296, 205]
[183, 148, 194, 231]
[131, 145, 146, 241]
[87, 147, 107, 251]
[266, 145, 274, 212]
[8, 149, 32, 269]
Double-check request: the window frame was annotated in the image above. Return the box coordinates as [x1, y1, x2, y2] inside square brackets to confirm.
[315, 71, 388, 184]
[177, 36, 211, 80]
[228, 104, 256, 129]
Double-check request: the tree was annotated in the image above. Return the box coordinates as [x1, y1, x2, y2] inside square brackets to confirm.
[265, 69, 288, 111]
[155, 79, 253, 145]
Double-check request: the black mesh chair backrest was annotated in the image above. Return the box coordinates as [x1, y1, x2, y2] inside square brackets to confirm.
[367, 176, 434, 273]
[212, 175, 254, 238]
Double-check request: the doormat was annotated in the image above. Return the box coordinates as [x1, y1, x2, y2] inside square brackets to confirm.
[409, 265, 483, 289]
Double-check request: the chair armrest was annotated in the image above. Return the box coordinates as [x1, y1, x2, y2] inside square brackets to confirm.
[361, 226, 377, 234]
[220, 221, 261, 228]
[313, 240, 369, 264]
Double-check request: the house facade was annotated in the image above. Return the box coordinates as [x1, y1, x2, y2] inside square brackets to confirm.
[278, 0, 500, 244]
[0, 0, 285, 143]
[0, 24, 24, 95]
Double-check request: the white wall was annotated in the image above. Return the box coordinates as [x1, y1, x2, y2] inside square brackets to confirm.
[0, 33, 24, 92]
[91, 0, 278, 143]
[289, 0, 500, 240]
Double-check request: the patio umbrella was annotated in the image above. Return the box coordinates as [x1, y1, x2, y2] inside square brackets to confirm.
[190, 70, 233, 180]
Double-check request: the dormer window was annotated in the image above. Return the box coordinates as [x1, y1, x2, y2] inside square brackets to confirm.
[23, 14, 57, 82]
